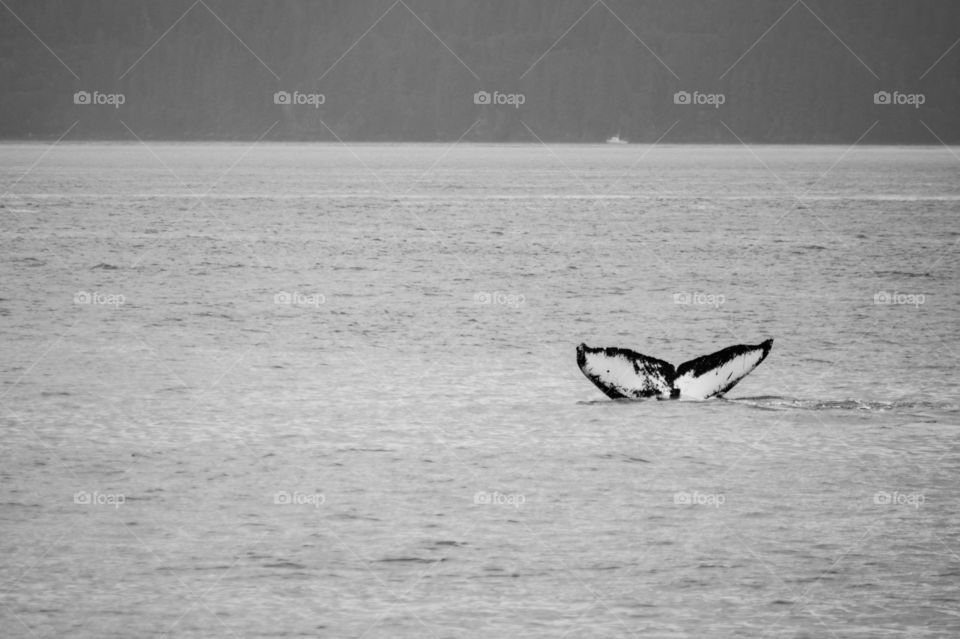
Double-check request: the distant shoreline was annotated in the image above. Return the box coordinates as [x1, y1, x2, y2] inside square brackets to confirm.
[0, 139, 955, 147]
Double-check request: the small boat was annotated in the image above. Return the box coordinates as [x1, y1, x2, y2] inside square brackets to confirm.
[606, 130, 628, 144]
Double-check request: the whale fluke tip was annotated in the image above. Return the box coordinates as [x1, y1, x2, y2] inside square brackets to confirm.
[576, 343, 588, 368]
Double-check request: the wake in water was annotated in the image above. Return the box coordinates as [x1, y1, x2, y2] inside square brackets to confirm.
[577, 395, 959, 413]
[728, 396, 959, 412]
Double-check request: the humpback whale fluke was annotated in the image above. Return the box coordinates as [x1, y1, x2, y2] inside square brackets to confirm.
[576, 339, 773, 400]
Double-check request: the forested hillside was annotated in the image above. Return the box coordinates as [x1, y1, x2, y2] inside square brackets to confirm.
[1, 0, 957, 142]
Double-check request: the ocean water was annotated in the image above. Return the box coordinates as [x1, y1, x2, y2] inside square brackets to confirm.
[1, 142, 959, 638]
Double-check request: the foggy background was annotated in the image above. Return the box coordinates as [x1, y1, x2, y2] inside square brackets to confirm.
[1, 0, 958, 143]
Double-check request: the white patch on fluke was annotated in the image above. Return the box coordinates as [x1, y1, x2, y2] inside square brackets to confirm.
[577, 339, 773, 400]
[673, 343, 771, 400]
[576, 344, 674, 399]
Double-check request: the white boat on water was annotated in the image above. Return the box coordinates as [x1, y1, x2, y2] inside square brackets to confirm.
[606, 131, 628, 144]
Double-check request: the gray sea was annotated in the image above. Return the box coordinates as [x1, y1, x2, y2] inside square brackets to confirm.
[1, 143, 959, 638]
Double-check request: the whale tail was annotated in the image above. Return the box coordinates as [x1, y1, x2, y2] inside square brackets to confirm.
[576, 339, 773, 400]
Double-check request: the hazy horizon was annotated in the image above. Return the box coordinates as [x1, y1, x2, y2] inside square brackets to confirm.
[1, 1, 958, 143]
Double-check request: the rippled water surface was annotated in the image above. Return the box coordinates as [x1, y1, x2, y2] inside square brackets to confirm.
[1, 143, 959, 637]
